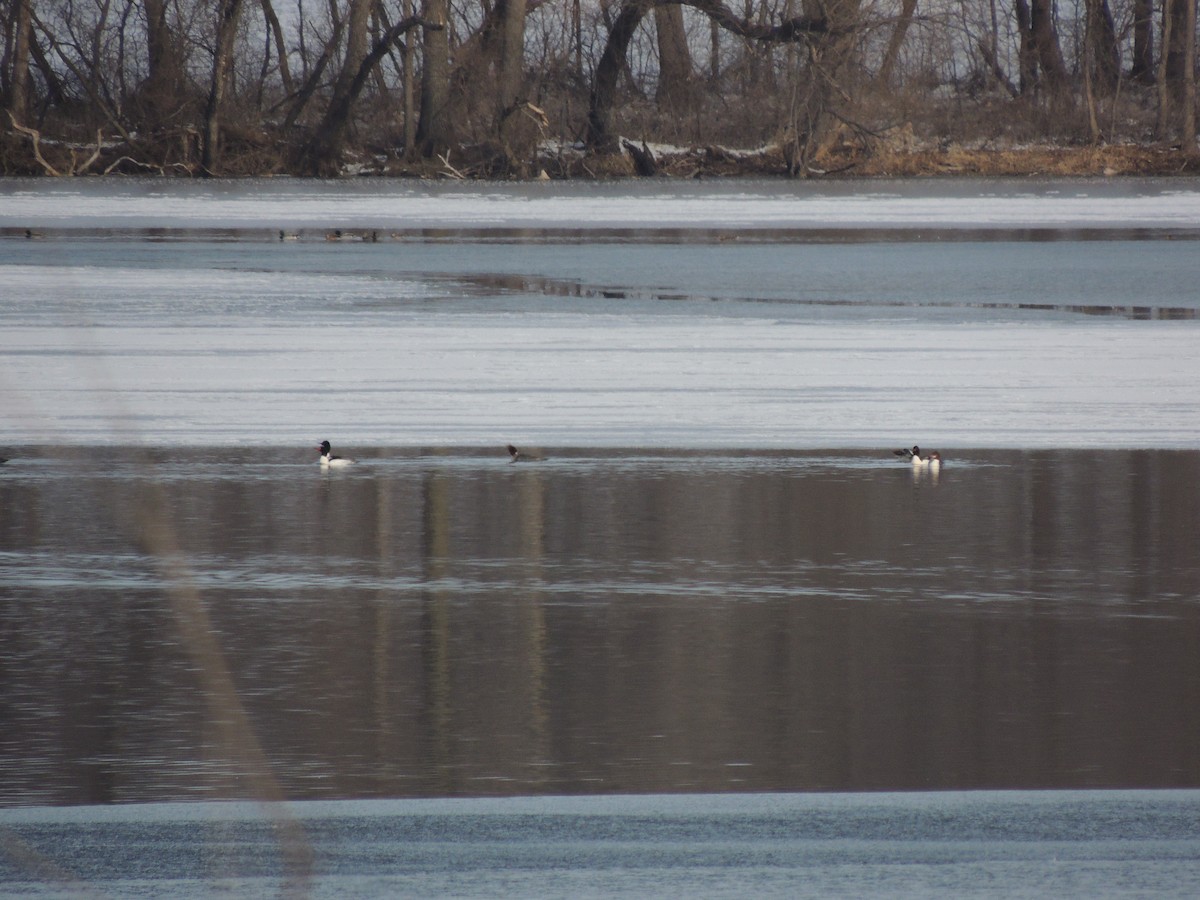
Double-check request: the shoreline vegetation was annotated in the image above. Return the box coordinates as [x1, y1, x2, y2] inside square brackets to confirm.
[4, 133, 1197, 180]
[2, 1, 1198, 181]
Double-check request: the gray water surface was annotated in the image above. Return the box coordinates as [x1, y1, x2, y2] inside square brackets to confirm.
[2, 447, 1197, 806]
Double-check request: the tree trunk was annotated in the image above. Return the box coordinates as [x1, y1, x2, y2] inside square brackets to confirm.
[654, 4, 693, 108]
[5, 0, 32, 121]
[587, 0, 651, 150]
[1013, 0, 1037, 94]
[586, 0, 828, 150]
[1086, 0, 1120, 95]
[709, 18, 720, 82]
[403, 0, 416, 157]
[417, 0, 452, 156]
[1156, 0, 1174, 138]
[573, 0, 583, 78]
[1029, 0, 1067, 90]
[297, 12, 425, 174]
[282, 10, 347, 130]
[260, 0, 294, 97]
[1082, 0, 1101, 142]
[1013, 0, 1066, 94]
[878, 0, 917, 87]
[1165, 0, 1192, 100]
[1183, 0, 1197, 153]
[297, 0, 370, 171]
[201, 0, 244, 174]
[142, 0, 185, 123]
[333, 0, 371, 105]
[1130, 0, 1155, 84]
[497, 0, 527, 115]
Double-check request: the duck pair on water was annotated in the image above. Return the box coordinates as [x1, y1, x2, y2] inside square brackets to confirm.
[894, 445, 942, 468]
[317, 441, 538, 467]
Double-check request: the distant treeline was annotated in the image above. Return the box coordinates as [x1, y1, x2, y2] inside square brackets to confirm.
[0, 0, 1196, 177]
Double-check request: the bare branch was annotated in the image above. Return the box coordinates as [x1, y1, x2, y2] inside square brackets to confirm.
[7, 112, 63, 176]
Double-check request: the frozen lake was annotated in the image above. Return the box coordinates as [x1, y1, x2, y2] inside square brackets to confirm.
[2, 179, 1199, 895]
[2, 791, 1198, 898]
[1, 177, 1199, 448]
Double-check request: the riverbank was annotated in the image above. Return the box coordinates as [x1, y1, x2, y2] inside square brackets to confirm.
[273, 141, 1200, 180]
[5, 129, 1199, 180]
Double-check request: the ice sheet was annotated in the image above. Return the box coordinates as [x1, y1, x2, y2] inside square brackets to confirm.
[4, 315, 1198, 448]
[2, 180, 1198, 448]
[3, 177, 1200, 230]
[2, 791, 1198, 898]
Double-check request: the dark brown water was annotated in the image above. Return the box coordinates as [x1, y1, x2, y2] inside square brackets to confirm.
[1, 447, 1198, 806]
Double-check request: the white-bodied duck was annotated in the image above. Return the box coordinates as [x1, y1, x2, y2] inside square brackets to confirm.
[893, 445, 941, 468]
[317, 440, 355, 468]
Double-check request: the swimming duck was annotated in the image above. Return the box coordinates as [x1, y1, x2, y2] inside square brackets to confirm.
[317, 440, 354, 467]
[893, 445, 941, 467]
[507, 444, 542, 462]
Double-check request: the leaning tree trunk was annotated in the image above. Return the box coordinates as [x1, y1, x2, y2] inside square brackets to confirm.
[297, 0, 372, 174]
[586, 0, 829, 152]
[260, 0, 294, 96]
[201, 0, 244, 174]
[296, 12, 426, 174]
[587, 0, 651, 151]
[878, 0, 917, 87]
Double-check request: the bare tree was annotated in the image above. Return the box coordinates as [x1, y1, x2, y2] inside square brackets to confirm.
[260, 0, 295, 98]
[3, 0, 33, 121]
[498, 0, 529, 115]
[1085, 0, 1120, 95]
[654, 4, 693, 107]
[1182, 0, 1197, 153]
[587, 0, 829, 151]
[417, 0, 452, 156]
[296, 4, 426, 173]
[878, 0, 917, 88]
[140, 0, 187, 126]
[202, 0, 245, 174]
[1130, 0, 1155, 84]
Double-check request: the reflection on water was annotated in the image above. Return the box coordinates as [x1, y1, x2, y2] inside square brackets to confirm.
[1, 448, 1198, 805]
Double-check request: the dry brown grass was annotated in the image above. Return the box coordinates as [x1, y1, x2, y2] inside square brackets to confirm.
[841, 144, 1200, 178]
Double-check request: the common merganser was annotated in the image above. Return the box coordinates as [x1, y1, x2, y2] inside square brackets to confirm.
[317, 440, 354, 467]
[507, 444, 542, 462]
[893, 445, 941, 467]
